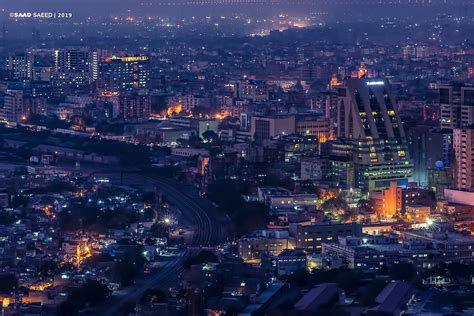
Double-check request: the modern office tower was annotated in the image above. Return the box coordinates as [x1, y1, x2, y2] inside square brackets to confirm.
[453, 127, 474, 191]
[99, 55, 150, 92]
[336, 78, 412, 191]
[439, 83, 474, 130]
[53, 48, 98, 84]
[5, 53, 31, 79]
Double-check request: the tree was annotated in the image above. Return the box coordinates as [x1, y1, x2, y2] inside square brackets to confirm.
[0, 274, 17, 293]
[336, 270, 360, 294]
[389, 262, 416, 281]
[202, 130, 220, 143]
[283, 269, 310, 287]
[141, 288, 167, 304]
[357, 199, 374, 214]
[81, 280, 110, 305]
[57, 280, 109, 315]
[184, 250, 219, 268]
[358, 279, 387, 306]
[321, 196, 349, 214]
[231, 202, 269, 237]
[447, 262, 472, 282]
[39, 259, 58, 276]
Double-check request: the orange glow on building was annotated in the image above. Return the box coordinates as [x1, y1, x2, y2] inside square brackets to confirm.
[330, 76, 342, 88]
[370, 181, 402, 219]
[357, 64, 367, 79]
[43, 206, 52, 217]
[214, 110, 231, 120]
[75, 241, 92, 267]
[29, 281, 53, 292]
[200, 156, 209, 175]
[166, 104, 183, 117]
[320, 190, 336, 201]
[2, 297, 10, 308]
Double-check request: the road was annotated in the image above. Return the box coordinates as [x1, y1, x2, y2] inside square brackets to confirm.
[87, 172, 228, 315]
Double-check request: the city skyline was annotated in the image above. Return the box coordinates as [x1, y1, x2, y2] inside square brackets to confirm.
[0, 1, 473, 316]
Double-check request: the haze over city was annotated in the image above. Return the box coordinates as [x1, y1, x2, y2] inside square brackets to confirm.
[0, 0, 473, 315]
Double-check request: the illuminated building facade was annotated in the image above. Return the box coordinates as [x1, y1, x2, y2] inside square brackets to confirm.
[233, 79, 269, 102]
[295, 114, 334, 143]
[292, 222, 362, 253]
[453, 126, 474, 191]
[336, 78, 412, 191]
[6, 53, 31, 79]
[238, 229, 294, 261]
[54, 48, 98, 83]
[370, 181, 403, 219]
[100, 55, 150, 91]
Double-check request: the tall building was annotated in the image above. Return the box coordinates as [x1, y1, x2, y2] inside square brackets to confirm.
[406, 126, 452, 188]
[439, 83, 474, 130]
[370, 181, 403, 219]
[99, 55, 150, 91]
[336, 78, 412, 191]
[0, 90, 26, 123]
[453, 127, 474, 191]
[6, 53, 31, 79]
[53, 48, 98, 85]
[27, 48, 54, 82]
[114, 93, 151, 122]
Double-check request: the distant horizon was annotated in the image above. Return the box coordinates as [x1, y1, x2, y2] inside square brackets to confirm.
[2, 0, 472, 16]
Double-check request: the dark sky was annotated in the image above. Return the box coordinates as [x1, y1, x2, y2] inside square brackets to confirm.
[1, 0, 472, 19]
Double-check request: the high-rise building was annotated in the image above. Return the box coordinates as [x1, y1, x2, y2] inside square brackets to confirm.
[27, 49, 54, 82]
[53, 48, 98, 85]
[439, 83, 474, 130]
[6, 53, 31, 79]
[453, 127, 474, 192]
[336, 78, 412, 190]
[406, 126, 452, 188]
[99, 55, 150, 91]
[113, 93, 151, 122]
